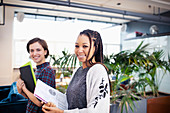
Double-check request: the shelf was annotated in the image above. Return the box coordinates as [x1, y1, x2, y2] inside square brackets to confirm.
[125, 32, 170, 41]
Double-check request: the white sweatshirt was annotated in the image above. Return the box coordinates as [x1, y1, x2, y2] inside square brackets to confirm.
[64, 64, 110, 113]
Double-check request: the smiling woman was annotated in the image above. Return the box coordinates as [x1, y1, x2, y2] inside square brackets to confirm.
[42, 29, 111, 113]
[13, 14, 121, 68]
[16, 38, 56, 113]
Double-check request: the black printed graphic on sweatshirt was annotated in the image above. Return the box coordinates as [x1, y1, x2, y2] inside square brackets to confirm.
[94, 78, 108, 108]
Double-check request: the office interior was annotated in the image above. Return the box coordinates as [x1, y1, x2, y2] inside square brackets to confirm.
[1, 0, 170, 95]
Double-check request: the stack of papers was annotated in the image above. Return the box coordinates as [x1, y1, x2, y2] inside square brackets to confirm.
[34, 79, 68, 110]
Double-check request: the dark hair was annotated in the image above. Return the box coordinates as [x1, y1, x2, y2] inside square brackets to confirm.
[26, 37, 49, 58]
[79, 29, 111, 93]
[79, 29, 103, 65]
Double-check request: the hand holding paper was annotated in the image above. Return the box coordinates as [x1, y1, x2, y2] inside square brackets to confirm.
[34, 79, 68, 110]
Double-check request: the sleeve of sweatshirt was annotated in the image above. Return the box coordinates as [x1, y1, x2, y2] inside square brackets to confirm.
[64, 64, 110, 113]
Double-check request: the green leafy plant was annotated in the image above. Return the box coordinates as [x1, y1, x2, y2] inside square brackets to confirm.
[133, 49, 170, 97]
[106, 41, 170, 113]
[56, 84, 68, 93]
[50, 49, 79, 76]
[104, 50, 140, 113]
[106, 51, 140, 113]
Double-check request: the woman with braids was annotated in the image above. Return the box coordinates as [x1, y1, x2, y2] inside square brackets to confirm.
[42, 29, 110, 113]
[17, 38, 56, 113]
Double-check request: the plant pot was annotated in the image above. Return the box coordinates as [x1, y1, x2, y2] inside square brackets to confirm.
[110, 99, 147, 113]
[110, 103, 119, 113]
[110, 91, 170, 113]
[147, 95, 170, 113]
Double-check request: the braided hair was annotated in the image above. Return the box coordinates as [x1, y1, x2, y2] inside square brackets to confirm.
[79, 29, 111, 92]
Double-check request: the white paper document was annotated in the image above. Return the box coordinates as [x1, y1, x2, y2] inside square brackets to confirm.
[34, 79, 68, 110]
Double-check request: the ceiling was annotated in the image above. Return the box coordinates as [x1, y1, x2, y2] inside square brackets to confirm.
[1, 0, 170, 25]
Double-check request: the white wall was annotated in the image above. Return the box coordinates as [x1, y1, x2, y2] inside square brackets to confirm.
[0, 6, 14, 85]
[159, 36, 170, 93]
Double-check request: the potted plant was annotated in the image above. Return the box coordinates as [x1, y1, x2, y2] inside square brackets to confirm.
[107, 42, 145, 113]
[107, 41, 170, 113]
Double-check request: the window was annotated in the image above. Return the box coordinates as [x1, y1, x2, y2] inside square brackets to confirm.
[13, 14, 121, 67]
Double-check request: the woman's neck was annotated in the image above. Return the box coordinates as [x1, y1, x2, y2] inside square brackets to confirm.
[82, 59, 96, 69]
[36, 61, 46, 66]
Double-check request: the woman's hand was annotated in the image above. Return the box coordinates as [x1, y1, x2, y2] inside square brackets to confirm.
[42, 102, 64, 113]
[21, 82, 27, 91]
[16, 78, 28, 99]
[45, 102, 56, 107]
[16, 78, 24, 94]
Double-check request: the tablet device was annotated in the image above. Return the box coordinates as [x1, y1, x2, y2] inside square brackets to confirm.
[19, 61, 36, 93]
